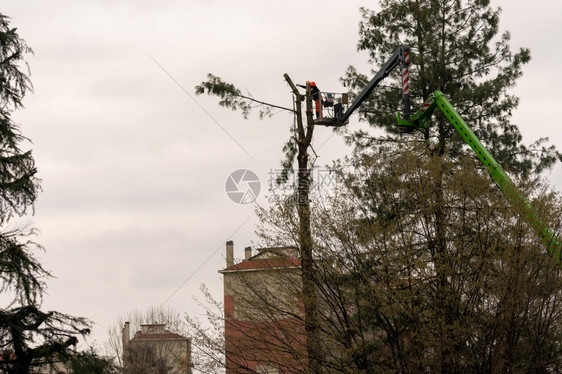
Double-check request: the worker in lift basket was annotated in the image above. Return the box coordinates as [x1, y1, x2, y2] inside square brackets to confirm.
[298, 81, 323, 118]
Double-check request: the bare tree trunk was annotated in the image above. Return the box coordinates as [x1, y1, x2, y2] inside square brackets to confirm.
[284, 75, 322, 374]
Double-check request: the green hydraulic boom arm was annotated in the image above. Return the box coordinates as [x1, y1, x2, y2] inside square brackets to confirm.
[398, 91, 561, 264]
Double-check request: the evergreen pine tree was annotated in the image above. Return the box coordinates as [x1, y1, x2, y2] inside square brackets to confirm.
[329, 1, 562, 371]
[342, 0, 561, 176]
[0, 14, 90, 374]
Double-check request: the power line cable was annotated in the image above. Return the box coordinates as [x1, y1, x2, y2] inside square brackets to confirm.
[159, 213, 254, 309]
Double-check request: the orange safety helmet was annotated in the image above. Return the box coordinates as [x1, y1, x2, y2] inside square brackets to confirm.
[310, 81, 316, 86]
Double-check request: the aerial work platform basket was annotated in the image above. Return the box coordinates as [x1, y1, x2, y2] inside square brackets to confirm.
[314, 91, 350, 127]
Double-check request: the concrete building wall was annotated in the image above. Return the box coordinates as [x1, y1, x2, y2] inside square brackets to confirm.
[122, 322, 192, 374]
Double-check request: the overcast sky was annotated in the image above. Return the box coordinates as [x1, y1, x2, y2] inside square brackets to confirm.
[2, 0, 562, 353]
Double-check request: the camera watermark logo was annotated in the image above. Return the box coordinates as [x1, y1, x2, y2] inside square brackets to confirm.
[225, 169, 261, 204]
[267, 168, 338, 192]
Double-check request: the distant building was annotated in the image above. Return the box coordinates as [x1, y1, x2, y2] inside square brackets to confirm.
[122, 322, 192, 374]
[220, 241, 306, 374]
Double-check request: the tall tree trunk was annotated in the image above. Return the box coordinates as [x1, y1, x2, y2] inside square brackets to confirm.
[284, 75, 322, 374]
[433, 128, 455, 373]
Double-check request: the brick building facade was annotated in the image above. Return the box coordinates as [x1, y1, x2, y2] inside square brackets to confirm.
[220, 241, 307, 374]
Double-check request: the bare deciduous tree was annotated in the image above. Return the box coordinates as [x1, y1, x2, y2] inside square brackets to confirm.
[106, 307, 191, 374]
